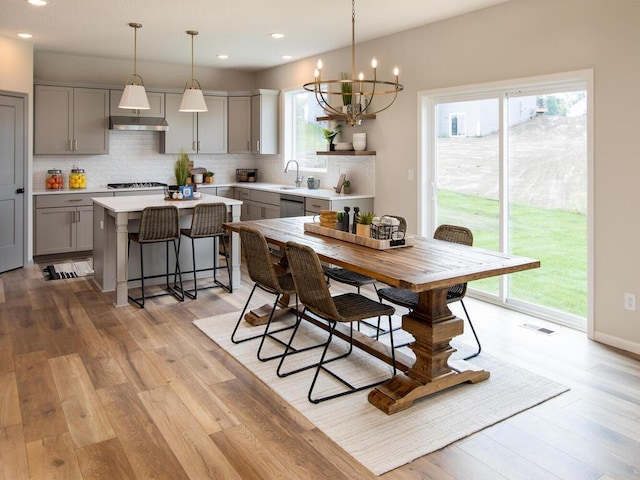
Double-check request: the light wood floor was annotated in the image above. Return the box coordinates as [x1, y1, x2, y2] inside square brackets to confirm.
[1, 263, 639, 479]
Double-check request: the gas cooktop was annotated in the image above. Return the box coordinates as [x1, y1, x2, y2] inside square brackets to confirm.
[107, 182, 168, 189]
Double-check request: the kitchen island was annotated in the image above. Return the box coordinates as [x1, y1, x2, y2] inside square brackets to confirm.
[92, 193, 242, 307]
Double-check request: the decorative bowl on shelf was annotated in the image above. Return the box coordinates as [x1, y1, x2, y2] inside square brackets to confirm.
[335, 142, 353, 151]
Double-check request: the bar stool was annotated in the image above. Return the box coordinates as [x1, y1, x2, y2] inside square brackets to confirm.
[178, 202, 232, 298]
[128, 205, 184, 308]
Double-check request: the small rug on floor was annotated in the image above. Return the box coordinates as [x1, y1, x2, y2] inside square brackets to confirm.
[193, 312, 569, 476]
[44, 260, 94, 280]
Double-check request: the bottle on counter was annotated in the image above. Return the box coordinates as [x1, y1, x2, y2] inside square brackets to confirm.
[45, 169, 64, 190]
[342, 206, 351, 232]
[69, 168, 86, 189]
[352, 207, 360, 234]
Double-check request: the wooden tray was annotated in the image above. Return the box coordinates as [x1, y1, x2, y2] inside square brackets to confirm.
[304, 223, 414, 250]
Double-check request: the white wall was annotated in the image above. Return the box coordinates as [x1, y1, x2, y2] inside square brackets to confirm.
[0, 35, 34, 262]
[255, 0, 640, 354]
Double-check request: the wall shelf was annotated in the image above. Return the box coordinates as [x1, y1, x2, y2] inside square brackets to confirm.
[316, 150, 376, 156]
[316, 114, 376, 122]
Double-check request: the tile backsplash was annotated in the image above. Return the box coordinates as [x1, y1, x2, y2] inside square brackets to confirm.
[33, 130, 375, 196]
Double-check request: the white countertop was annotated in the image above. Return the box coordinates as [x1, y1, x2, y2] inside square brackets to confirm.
[92, 193, 242, 213]
[34, 182, 373, 201]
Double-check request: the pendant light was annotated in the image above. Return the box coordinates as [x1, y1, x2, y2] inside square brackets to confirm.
[119, 23, 151, 110]
[179, 30, 208, 112]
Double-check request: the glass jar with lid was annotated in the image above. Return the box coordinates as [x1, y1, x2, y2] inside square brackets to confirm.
[45, 169, 64, 190]
[69, 168, 87, 189]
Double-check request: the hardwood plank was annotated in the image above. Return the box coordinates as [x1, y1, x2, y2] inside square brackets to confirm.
[48, 354, 116, 448]
[26, 432, 83, 480]
[138, 385, 243, 479]
[427, 445, 509, 480]
[0, 278, 5, 304]
[0, 371, 22, 428]
[481, 421, 602, 480]
[76, 324, 128, 389]
[210, 423, 297, 480]
[14, 350, 68, 443]
[0, 424, 29, 480]
[75, 438, 136, 480]
[0, 341, 14, 375]
[97, 383, 188, 480]
[10, 308, 43, 355]
[99, 325, 166, 392]
[212, 377, 354, 479]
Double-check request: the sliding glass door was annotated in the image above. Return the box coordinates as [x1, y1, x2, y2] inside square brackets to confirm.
[427, 78, 588, 329]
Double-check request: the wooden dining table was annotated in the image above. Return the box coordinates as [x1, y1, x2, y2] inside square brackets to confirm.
[224, 216, 540, 415]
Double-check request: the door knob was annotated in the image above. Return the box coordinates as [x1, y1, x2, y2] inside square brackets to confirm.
[16, 188, 24, 194]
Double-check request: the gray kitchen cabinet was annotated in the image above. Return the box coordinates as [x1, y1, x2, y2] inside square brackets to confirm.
[34, 192, 112, 255]
[249, 190, 280, 220]
[228, 96, 251, 153]
[34, 85, 109, 155]
[110, 90, 165, 118]
[251, 89, 279, 154]
[162, 93, 227, 154]
[234, 187, 251, 220]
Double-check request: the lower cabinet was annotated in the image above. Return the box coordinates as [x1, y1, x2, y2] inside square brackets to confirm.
[34, 192, 112, 256]
[305, 197, 374, 216]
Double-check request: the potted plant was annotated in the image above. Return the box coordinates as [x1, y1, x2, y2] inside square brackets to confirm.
[321, 124, 342, 151]
[336, 212, 345, 231]
[342, 179, 351, 194]
[174, 150, 190, 186]
[356, 211, 375, 237]
[205, 171, 215, 184]
[341, 72, 352, 113]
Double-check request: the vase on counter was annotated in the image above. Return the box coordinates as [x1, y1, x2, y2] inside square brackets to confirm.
[356, 224, 371, 237]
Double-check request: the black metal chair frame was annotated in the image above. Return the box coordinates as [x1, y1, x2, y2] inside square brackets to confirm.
[127, 206, 184, 308]
[176, 203, 233, 299]
[377, 224, 482, 360]
[230, 226, 325, 363]
[278, 241, 397, 404]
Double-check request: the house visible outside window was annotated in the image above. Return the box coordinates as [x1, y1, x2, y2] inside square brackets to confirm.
[283, 88, 328, 172]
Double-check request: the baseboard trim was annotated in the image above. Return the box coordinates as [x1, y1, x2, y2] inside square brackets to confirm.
[593, 331, 640, 356]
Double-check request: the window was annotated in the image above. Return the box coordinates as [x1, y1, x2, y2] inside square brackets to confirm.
[420, 70, 593, 331]
[283, 88, 328, 172]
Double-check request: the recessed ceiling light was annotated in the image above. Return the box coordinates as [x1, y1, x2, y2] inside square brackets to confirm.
[281, 55, 292, 60]
[217, 54, 228, 60]
[27, 0, 48, 6]
[270, 33, 285, 39]
[18, 33, 33, 39]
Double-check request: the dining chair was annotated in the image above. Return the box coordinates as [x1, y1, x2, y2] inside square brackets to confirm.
[278, 241, 397, 404]
[127, 205, 184, 308]
[177, 202, 232, 298]
[230, 225, 306, 362]
[377, 224, 482, 360]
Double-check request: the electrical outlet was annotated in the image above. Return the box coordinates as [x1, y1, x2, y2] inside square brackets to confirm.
[624, 293, 636, 311]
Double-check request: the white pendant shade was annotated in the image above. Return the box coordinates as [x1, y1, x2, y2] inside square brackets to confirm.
[118, 84, 151, 110]
[179, 88, 208, 112]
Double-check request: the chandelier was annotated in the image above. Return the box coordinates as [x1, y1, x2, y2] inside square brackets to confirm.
[303, 0, 403, 126]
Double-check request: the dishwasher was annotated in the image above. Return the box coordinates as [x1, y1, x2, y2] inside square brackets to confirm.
[279, 193, 305, 217]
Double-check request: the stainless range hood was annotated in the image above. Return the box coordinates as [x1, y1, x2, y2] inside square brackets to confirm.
[110, 116, 169, 131]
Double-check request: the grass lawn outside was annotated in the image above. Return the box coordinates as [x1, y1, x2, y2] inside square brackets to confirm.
[438, 190, 587, 318]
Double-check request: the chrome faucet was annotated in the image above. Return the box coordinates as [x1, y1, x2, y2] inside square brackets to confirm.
[284, 160, 303, 187]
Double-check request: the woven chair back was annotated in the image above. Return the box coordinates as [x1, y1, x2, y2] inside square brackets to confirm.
[434, 224, 473, 299]
[137, 206, 180, 243]
[285, 241, 341, 321]
[239, 226, 283, 292]
[188, 203, 227, 237]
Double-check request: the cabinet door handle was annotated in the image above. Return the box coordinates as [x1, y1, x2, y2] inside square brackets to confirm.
[68, 198, 83, 202]
[73, 139, 78, 151]
[76, 210, 80, 223]
[68, 139, 73, 151]
[192, 140, 197, 151]
[256, 140, 260, 152]
[197, 140, 201, 152]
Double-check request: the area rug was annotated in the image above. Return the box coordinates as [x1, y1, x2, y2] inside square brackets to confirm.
[44, 260, 94, 280]
[193, 312, 569, 476]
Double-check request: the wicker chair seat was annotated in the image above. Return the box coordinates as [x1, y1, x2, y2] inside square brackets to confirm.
[323, 267, 377, 288]
[377, 286, 465, 309]
[307, 292, 395, 324]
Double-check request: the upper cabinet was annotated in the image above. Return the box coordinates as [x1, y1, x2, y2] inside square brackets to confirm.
[162, 93, 228, 154]
[251, 89, 279, 155]
[110, 90, 165, 118]
[228, 96, 251, 154]
[35, 85, 109, 155]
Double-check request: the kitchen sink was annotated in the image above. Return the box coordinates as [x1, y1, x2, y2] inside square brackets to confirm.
[279, 186, 299, 190]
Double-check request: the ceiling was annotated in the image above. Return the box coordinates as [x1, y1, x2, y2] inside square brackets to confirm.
[2, 0, 509, 72]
